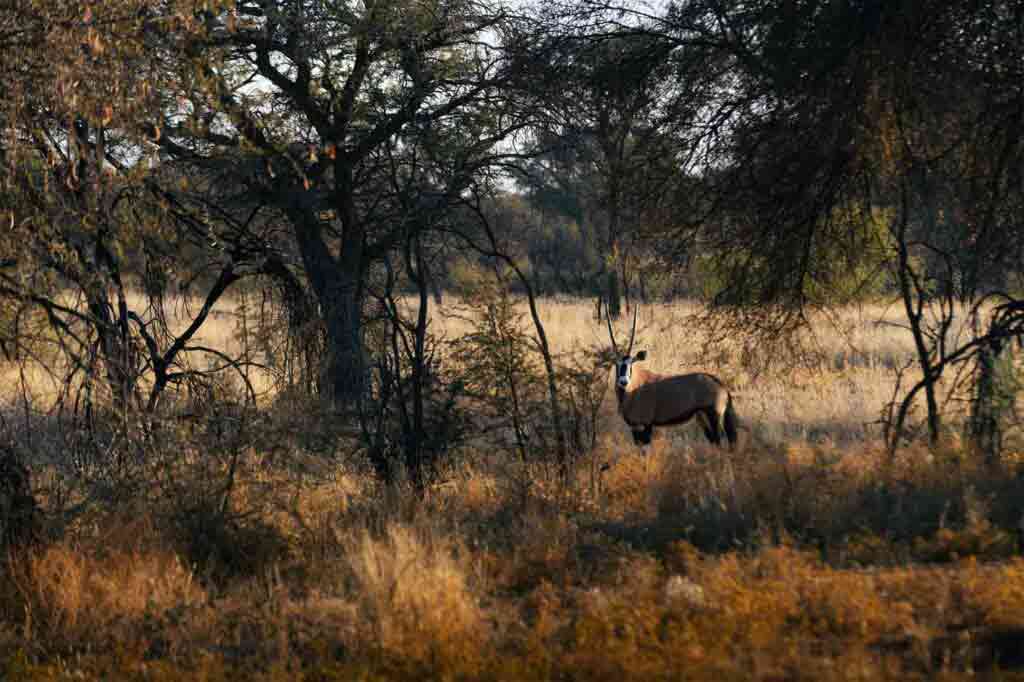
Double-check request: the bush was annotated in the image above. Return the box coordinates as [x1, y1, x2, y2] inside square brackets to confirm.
[697, 204, 894, 307]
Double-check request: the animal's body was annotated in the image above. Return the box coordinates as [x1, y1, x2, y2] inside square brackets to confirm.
[605, 306, 739, 448]
[614, 359, 738, 447]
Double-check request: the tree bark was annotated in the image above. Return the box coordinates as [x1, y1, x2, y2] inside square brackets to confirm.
[321, 277, 365, 407]
[970, 334, 1008, 468]
[605, 268, 622, 320]
[287, 168, 367, 409]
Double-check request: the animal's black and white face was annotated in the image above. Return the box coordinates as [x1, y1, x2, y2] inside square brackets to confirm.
[615, 350, 647, 388]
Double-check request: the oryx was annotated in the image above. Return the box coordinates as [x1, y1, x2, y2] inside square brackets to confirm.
[607, 306, 739, 448]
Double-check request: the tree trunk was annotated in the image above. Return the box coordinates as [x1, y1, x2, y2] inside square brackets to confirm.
[966, 337, 999, 462]
[85, 286, 138, 412]
[895, 179, 942, 447]
[289, 167, 368, 409]
[523, 277, 570, 472]
[605, 268, 622, 319]
[321, 273, 365, 408]
[920, 344, 941, 446]
[970, 336, 1007, 468]
[605, 183, 623, 319]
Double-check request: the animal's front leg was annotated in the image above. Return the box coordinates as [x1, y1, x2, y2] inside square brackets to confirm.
[632, 425, 653, 445]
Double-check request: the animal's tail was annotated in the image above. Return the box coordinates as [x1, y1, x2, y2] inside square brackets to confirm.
[723, 393, 740, 449]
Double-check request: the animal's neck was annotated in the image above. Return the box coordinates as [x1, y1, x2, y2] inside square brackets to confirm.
[630, 368, 656, 385]
[616, 368, 652, 406]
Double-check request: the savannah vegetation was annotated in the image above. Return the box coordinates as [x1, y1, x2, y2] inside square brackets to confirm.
[1, 0, 1024, 679]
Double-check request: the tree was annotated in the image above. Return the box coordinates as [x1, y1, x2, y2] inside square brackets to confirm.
[643, 0, 1024, 454]
[518, 26, 683, 317]
[149, 0, 538, 409]
[0, 0, 256, 416]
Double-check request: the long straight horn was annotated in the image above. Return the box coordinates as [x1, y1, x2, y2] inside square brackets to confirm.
[626, 305, 638, 355]
[605, 298, 619, 356]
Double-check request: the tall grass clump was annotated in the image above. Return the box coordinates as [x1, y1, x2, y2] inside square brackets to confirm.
[344, 523, 488, 674]
[13, 529, 206, 657]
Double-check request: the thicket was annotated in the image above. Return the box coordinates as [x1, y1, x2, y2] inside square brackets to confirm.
[1, 376, 1024, 678]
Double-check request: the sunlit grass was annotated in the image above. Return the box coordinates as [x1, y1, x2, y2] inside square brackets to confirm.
[0, 293, 978, 449]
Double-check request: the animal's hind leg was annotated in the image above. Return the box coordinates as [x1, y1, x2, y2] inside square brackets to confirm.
[702, 409, 721, 445]
[695, 412, 714, 444]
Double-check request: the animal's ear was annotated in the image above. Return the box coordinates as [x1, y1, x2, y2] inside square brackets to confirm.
[633, 350, 647, 361]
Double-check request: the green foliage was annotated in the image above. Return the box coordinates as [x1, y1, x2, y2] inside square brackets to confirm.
[359, 292, 469, 485]
[446, 258, 492, 297]
[807, 205, 895, 305]
[450, 280, 545, 461]
[698, 204, 895, 306]
[990, 349, 1023, 419]
[450, 279, 608, 463]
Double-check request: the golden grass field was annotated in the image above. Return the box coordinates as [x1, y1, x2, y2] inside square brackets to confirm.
[2, 295, 1024, 680]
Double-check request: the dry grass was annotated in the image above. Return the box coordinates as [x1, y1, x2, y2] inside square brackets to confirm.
[345, 523, 488, 673]
[21, 541, 205, 648]
[430, 297, 999, 448]
[1, 296, 1023, 679]
[0, 294, 988, 447]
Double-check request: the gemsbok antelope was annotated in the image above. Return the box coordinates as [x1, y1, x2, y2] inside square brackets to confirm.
[607, 307, 739, 449]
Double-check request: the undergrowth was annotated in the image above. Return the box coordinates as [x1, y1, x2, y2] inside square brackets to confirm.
[1, 410, 1024, 681]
